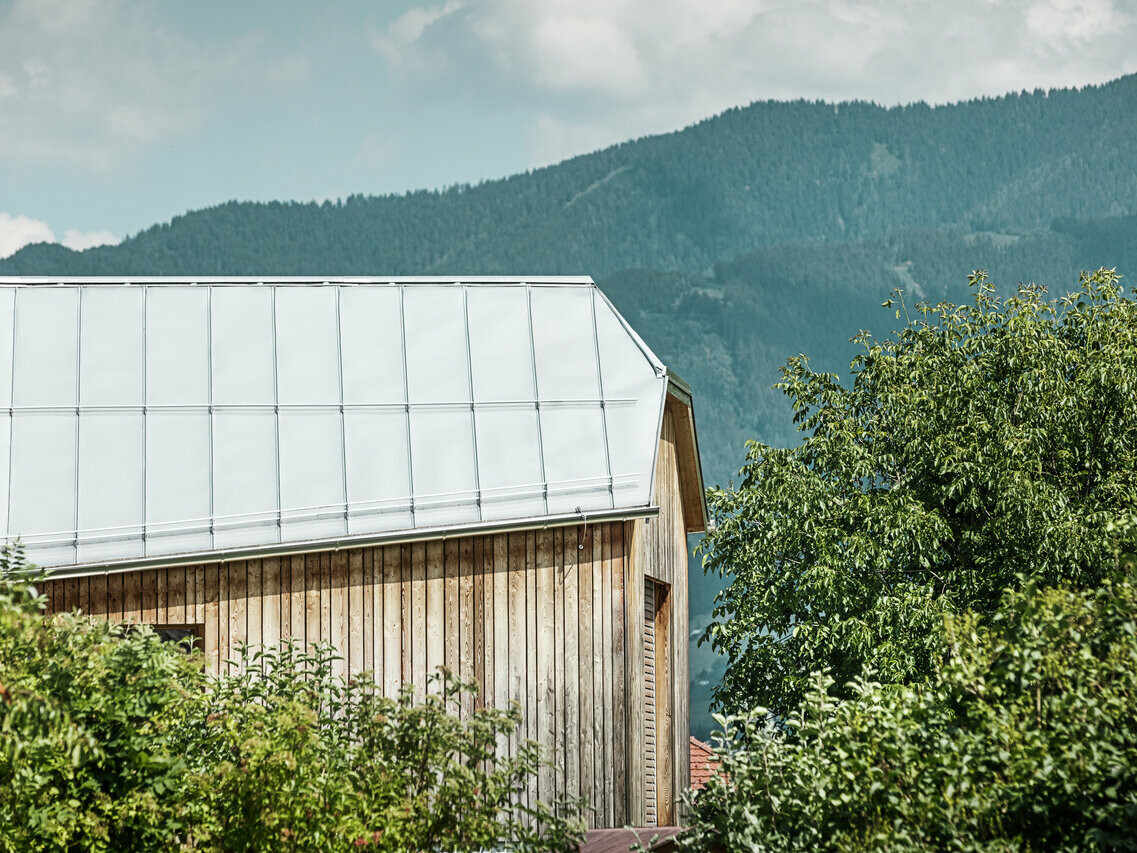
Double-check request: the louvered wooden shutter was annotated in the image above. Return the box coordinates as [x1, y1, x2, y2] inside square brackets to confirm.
[644, 578, 658, 826]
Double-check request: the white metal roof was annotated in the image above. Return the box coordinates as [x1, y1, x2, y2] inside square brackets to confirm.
[0, 277, 670, 571]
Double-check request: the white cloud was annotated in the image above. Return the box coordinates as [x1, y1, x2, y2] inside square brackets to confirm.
[372, 0, 1137, 168]
[0, 0, 305, 171]
[61, 229, 120, 252]
[0, 213, 55, 259]
[370, 1, 468, 65]
[0, 213, 119, 258]
[1026, 0, 1120, 46]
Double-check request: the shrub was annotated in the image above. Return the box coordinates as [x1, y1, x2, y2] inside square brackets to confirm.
[681, 558, 1137, 852]
[0, 550, 583, 852]
[178, 644, 584, 852]
[0, 567, 203, 851]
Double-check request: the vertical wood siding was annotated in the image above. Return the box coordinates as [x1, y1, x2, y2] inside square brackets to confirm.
[43, 519, 644, 828]
[629, 405, 690, 826]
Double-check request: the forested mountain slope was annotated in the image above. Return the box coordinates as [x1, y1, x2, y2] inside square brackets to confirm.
[6, 75, 1137, 735]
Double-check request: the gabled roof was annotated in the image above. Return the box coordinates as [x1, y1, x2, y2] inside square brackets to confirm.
[0, 276, 703, 574]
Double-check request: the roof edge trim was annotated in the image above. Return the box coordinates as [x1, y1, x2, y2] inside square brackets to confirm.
[36, 505, 659, 580]
[0, 275, 598, 286]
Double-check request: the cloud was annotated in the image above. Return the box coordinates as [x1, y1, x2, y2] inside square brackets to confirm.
[61, 229, 120, 252]
[0, 212, 120, 258]
[372, 0, 1137, 168]
[0, 0, 307, 171]
[370, 1, 468, 66]
[0, 213, 55, 259]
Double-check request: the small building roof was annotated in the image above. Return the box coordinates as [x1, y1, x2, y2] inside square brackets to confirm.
[689, 736, 723, 791]
[0, 276, 704, 574]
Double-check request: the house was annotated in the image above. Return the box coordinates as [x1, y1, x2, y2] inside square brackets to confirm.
[0, 276, 706, 829]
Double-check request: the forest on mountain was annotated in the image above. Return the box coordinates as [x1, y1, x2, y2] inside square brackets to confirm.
[5, 74, 1137, 733]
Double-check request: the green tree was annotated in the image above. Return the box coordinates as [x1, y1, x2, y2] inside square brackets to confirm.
[680, 541, 1137, 852]
[701, 269, 1137, 716]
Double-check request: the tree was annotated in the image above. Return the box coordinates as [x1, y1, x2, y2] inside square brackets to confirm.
[700, 269, 1137, 717]
[679, 540, 1137, 852]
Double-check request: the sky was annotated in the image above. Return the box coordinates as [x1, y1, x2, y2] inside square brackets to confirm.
[1, 0, 1135, 258]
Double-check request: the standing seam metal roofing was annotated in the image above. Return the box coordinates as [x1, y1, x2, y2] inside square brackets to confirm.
[0, 277, 671, 572]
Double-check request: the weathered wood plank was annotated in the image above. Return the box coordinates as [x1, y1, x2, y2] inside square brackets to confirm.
[347, 549, 363, 676]
[459, 536, 475, 718]
[492, 534, 509, 754]
[330, 550, 348, 682]
[553, 528, 566, 796]
[525, 531, 538, 810]
[194, 565, 205, 624]
[168, 566, 186, 624]
[536, 527, 555, 803]
[580, 525, 598, 826]
[362, 548, 374, 677]
[205, 564, 220, 674]
[411, 542, 426, 701]
[156, 568, 168, 624]
[141, 570, 156, 624]
[289, 555, 305, 644]
[444, 538, 460, 713]
[229, 561, 247, 671]
[304, 553, 320, 658]
[507, 532, 526, 765]
[473, 536, 484, 709]
[563, 525, 580, 803]
[383, 544, 402, 698]
[246, 559, 262, 662]
[108, 571, 124, 622]
[127, 570, 143, 623]
[320, 553, 333, 653]
[89, 572, 107, 620]
[481, 536, 494, 713]
[600, 524, 614, 826]
[400, 543, 412, 688]
[263, 557, 281, 654]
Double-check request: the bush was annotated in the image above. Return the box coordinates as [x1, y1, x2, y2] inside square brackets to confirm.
[0, 569, 203, 851]
[177, 644, 584, 852]
[681, 556, 1137, 852]
[0, 552, 583, 852]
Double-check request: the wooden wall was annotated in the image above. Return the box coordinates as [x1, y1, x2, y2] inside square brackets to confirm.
[43, 406, 695, 830]
[43, 521, 647, 828]
[629, 403, 691, 825]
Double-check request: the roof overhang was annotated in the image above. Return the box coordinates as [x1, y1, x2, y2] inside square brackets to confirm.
[663, 371, 708, 534]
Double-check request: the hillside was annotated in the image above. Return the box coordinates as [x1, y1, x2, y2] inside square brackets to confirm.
[6, 75, 1137, 735]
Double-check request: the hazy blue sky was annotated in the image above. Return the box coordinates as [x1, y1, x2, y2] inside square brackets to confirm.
[1, 0, 1135, 257]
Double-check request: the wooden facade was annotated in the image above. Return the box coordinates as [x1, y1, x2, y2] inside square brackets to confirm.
[43, 401, 699, 828]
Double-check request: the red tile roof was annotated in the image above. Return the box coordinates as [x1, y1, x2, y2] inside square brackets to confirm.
[689, 736, 723, 791]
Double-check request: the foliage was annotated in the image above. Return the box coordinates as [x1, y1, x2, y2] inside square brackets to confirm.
[681, 552, 1137, 852]
[700, 269, 1137, 717]
[0, 565, 204, 851]
[0, 551, 583, 852]
[177, 645, 584, 852]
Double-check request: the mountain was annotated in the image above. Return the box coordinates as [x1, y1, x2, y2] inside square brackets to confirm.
[6, 74, 1137, 736]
